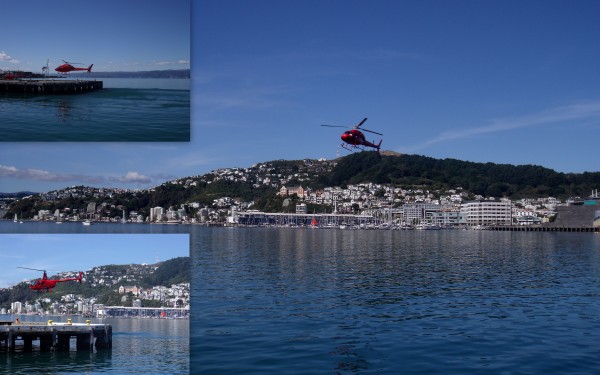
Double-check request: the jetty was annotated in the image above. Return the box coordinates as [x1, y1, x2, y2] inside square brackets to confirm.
[0, 319, 112, 352]
[0, 79, 103, 95]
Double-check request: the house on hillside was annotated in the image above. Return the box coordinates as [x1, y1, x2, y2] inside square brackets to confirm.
[278, 186, 307, 198]
[118, 285, 142, 296]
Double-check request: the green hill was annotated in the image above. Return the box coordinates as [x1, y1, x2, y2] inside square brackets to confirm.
[0, 257, 190, 308]
[4, 153, 600, 220]
[322, 152, 600, 198]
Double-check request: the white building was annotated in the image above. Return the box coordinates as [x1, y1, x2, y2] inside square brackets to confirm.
[11, 301, 23, 314]
[460, 200, 512, 226]
[150, 206, 164, 222]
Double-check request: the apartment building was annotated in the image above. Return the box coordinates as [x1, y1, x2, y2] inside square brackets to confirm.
[460, 200, 512, 226]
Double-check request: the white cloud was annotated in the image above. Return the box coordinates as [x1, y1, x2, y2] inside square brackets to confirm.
[117, 171, 151, 184]
[403, 100, 600, 152]
[152, 60, 190, 67]
[0, 165, 159, 188]
[0, 51, 19, 64]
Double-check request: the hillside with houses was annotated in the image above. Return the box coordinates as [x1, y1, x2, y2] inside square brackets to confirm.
[0, 257, 190, 317]
[1, 152, 599, 227]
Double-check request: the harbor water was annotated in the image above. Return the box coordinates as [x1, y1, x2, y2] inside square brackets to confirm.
[0, 78, 189, 141]
[2, 222, 600, 373]
[0, 315, 188, 374]
[192, 227, 600, 374]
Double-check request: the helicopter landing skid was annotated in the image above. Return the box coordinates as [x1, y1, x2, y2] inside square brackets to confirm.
[340, 143, 361, 151]
[341, 143, 371, 152]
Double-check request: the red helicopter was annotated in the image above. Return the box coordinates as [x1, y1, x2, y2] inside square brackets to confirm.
[55, 60, 93, 74]
[17, 267, 83, 292]
[321, 117, 383, 151]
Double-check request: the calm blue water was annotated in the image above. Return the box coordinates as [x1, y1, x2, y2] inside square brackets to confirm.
[0, 79, 189, 141]
[0, 315, 189, 374]
[3, 222, 600, 373]
[193, 228, 600, 374]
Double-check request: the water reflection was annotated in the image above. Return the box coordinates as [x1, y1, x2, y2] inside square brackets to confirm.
[193, 228, 600, 374]
[2, 350, 112, 374]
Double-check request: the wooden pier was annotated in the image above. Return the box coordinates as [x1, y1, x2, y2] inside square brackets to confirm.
[0, 79, 103, 94]
[0, 319, 112, 352]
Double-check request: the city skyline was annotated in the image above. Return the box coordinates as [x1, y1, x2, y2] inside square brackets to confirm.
[2, 1, 600, 193]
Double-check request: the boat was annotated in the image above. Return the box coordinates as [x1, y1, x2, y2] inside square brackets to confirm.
[82, 220, 93, 226]
[415, 223, 441, 230]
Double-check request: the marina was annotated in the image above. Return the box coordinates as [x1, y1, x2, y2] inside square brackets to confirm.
[229, 210, 600, 232]
[0, 319, 112, 352]
[0, 79, 103, 94]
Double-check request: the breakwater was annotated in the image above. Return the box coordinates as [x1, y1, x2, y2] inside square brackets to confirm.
[1, 79, 103, 94]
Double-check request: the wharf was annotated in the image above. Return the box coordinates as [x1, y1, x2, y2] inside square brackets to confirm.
[0, 319, 112, 352]
[1, 79, 103, 94]
[487, 225, 598, 232]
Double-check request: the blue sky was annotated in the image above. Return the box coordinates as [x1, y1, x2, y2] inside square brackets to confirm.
[1, 0, 600, 193]
[0, 234, 189, 288]
[0, 0, 189, 73]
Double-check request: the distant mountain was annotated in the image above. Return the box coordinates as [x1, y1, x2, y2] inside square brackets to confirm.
[71, 69, 190, 79]
[0, 191, 37, 198]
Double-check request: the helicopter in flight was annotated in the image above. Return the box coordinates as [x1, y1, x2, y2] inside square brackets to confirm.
[55, 60, 93, 74]
[321, 117, 383, 152]
[17, 267, 83, 292]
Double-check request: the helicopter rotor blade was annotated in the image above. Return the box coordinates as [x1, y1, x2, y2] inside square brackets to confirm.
[361, 128, 383, 136]
[321, 124, 347, 128]
[355, 117, 368, 128]
[17, 266, 47, 272]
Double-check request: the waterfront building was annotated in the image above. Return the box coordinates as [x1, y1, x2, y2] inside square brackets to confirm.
[402, 203, 441, 225]
[460, 200, 512, 226]
[515, 215, 542, 226]
[150, 206, 164, 222]
[11, 302, 22, 314]
[431, 210, 466, 227]
[296, 203, 307, 214]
